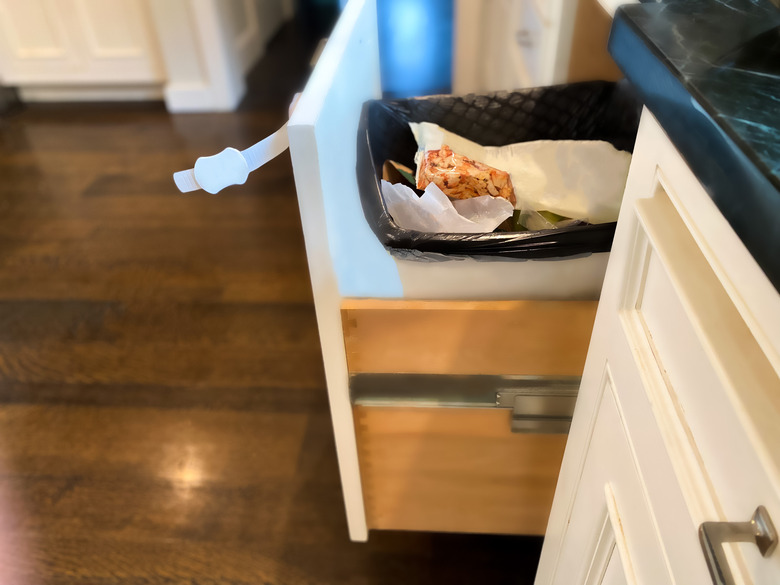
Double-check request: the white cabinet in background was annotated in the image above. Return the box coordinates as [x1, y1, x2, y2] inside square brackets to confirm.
[0, 0, 163, 85]
[0, 0, 288, 110]
[453, 0, 639, 94]
[454, 0, 582, 92]
[536, 110, 780, 585]
[455, 0, 546, 92]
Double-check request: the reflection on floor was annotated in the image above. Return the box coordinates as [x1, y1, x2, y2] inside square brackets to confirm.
[0, 19, 542, 585]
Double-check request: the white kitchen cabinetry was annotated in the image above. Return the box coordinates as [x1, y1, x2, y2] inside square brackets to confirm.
[536, 110, 780, 584]
[550, 378, 672, 584]
[454, 0, 638, 93]
[0, 0, 287, 110]
[0, 0, 163, 86]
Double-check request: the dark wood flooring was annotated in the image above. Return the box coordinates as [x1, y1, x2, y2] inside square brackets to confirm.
[0, 21, 542, 585]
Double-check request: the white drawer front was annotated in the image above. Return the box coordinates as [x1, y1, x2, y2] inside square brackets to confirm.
[287, 0, 395, 541]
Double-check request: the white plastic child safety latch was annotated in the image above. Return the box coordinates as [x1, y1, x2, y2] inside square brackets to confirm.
[173, 94, 300, 195]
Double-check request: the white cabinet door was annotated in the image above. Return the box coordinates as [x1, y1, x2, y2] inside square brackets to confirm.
[68, 0, 163, 82]
[537, 110, 780, 585]
[0, 0, 79, 80]
[0, 0, 162, 84]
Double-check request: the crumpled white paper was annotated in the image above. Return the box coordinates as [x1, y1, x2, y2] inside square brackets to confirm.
[381, 180, 514, 234]
[410, 121, 632, 224]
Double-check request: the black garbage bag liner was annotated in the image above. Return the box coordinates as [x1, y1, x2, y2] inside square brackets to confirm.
[356, 80, 641, 260]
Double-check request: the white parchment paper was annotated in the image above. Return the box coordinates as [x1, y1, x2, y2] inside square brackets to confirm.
[381, 180, 513, 234]
[410, 121, 632, 224]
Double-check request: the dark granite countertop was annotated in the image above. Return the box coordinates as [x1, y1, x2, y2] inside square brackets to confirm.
[608, 0, 780, 290]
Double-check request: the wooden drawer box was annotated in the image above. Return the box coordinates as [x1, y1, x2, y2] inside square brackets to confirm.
[342, 299, 597, 535]
[353, 405, 567, 535]
[342, 299, 597, 377]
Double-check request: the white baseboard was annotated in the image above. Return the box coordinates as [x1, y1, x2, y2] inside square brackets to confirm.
[18, 84, 164, 102]
[162, 81, 243, 113]
[15, 82, 240, 113]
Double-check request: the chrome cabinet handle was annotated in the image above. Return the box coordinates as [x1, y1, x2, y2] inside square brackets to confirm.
[699, 506, 778, 585]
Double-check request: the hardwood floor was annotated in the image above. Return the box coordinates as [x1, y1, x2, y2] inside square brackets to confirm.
[0, 22, 542, 585]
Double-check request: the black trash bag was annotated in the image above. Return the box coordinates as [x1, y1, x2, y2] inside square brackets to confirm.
[356, 80, 641, 260]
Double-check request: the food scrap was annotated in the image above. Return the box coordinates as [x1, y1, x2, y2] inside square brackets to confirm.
[416, 145, 516, 206]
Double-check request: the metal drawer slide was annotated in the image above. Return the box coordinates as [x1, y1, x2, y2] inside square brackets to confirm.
[350, 373, 579, 434]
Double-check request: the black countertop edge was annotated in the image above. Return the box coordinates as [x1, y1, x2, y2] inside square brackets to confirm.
[609, 14, 780, 292]
[615, 5, 780, 194]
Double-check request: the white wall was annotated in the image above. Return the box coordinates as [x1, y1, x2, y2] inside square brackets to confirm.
[148, 0, 287, 112]
[223, 0, 286, 74]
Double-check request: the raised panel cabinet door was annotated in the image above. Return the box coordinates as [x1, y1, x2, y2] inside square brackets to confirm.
[608, 113, 780, 585]
[0, 0, 82, 82]
[537, 109, 780, 585]
[0, 0, 162, 84]
[619, 124, 780, 584]
[70, 0, 163, 82]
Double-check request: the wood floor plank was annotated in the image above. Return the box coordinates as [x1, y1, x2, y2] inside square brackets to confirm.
[0, 301, 319, 347]
[0, 382, 329, 411]
[0, 266, 314, 303]
[0, 343, 325, 388]
[0, 405, 308, 479]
